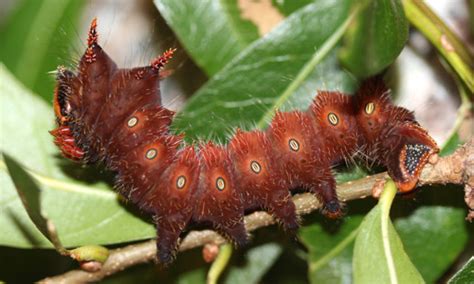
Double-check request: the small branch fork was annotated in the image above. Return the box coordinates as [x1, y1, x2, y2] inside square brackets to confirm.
[40, 139, 474, 283]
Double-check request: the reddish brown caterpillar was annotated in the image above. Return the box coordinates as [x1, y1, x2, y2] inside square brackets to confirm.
[50, 19, 439, 265]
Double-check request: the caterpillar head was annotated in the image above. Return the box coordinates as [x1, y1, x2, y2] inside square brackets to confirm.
[385, 122, 439, 192]
[354, 76, 415, 146]
[355, 76, 439, 192]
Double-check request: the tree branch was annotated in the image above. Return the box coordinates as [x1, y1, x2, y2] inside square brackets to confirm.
[40, 139, 474, 283]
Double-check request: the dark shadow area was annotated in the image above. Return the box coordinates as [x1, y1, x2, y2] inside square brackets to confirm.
[0, 246, 75, 283]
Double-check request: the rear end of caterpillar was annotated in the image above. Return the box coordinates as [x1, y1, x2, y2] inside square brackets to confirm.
[50, 19, 439, 265]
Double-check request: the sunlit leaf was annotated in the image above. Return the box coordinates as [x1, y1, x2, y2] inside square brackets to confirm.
[353, 180, 424, 284]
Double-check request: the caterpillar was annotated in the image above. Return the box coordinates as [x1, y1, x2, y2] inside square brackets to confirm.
[50, 19, 439, 265]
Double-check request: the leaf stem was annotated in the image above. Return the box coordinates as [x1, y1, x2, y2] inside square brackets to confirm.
[380, 179, 398, 284]
[206, 243, 232, 284]
[402, 0, 474, 94]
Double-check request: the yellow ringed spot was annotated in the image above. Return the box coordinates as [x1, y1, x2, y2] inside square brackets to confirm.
[176, 176, 186, 189]
[145, 148, 157, 160]
[288, 139, 300, 152]
[328, 112, 339, 126]
[216, 177, 226, 191]
[365, 102, 375, 115]
[127, 116, 138, 128]
[250, 160, 261, 174]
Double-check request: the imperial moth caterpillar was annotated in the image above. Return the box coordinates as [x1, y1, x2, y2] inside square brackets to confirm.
[50, 19, 439, 264]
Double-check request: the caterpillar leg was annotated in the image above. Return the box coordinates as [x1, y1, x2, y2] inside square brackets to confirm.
[215, 220, 248, 248]
[266, 191, 300, 233]
[310, 167, 343, 219]
[154, 214, 188, 265]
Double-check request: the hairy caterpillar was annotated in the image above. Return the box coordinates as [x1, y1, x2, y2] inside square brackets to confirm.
[50, 19, 439, 265]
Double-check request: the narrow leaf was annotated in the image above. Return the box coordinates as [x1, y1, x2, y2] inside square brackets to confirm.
[353, 180, 424, 284]
[207, 244, 233, 284]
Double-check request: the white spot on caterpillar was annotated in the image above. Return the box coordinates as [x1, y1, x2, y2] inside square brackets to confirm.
[176, 176, 186, 189]
[365, 102, 375, 115]
[250, 160, 261, 174]
[328, 112, 339, 126]
[289, 139, 300, 152]
[145, 148, 157, 160]
[127, 116, 138, 128]
[216, 177, 226, 191]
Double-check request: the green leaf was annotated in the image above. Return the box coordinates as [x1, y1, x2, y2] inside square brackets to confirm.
[0, 64, 154, 248]
[396, 207, 468, 283]
[0, 0, 84, 101]
[173, 0, 358, 141]
[353, 180, 424, 284]
[440, 133, 461, 157]
[2, 153, 67, 254]
[299, 216, 363, 284]
[340, 0, 409, 77]
[154, 0, 259, 76]
[271, 0, 314, 16]
[223, 243, 283, 283]
[448, 257, 474, 284]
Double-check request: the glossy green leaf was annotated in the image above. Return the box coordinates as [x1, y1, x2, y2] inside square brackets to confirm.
[395, 206, 468, 283]
[448, 257, 474, 284]
[353, 180, 424, 284]
[0, 64, 154, 248]
[299, 216, 363, 284]
[154, 0, 259, 76]
[340, 0, 408, 77]
[173, 0, 358, 141]
[0, 0, 84, 101]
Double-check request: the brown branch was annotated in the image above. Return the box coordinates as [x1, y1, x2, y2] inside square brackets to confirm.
[40, 139, 474, 284]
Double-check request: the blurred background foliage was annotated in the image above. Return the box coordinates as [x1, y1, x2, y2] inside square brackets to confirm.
[0, 0, 473, 283]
